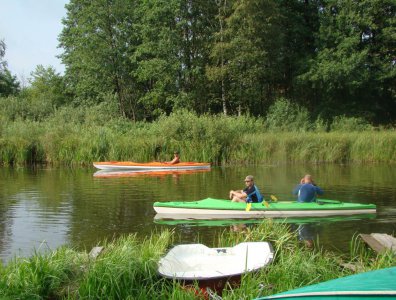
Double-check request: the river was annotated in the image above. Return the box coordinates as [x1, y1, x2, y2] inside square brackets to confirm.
[0, 164, 395, 263]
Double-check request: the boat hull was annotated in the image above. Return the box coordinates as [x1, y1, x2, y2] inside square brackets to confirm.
[158, 242, 274, 280]
[153, 198, 376, 219]
[159, 242, 274, 295]
[93, 168, 210, 178]
[257, 267, 396, 299]
[93, 161, 210, 171]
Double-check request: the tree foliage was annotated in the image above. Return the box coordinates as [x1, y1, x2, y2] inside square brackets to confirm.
[54, 0, 396, 123]
[299, 0, 396, 122]
[29, 65, 68, 107]
[0, 39, 20, 97]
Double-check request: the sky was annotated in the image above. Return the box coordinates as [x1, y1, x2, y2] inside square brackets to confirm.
[0, 0, 68, 82]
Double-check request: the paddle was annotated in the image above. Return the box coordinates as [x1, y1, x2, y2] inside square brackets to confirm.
[248, 194, 279, 211]
[262, 195, 278, 208]
[316, 199, 341, 205]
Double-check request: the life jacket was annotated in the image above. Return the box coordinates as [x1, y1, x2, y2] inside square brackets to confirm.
[247, 185, 264, 203]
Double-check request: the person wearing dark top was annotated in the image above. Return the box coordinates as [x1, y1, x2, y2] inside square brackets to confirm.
[292, 174, 324, 203]
[229, 175, 263, 203]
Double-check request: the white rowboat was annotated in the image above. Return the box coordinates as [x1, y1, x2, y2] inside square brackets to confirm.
[158, 242, 274, 280]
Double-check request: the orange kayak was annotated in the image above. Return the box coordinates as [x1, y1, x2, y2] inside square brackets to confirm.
[93, 161, 211, 171]
[93, 169, 210, 178]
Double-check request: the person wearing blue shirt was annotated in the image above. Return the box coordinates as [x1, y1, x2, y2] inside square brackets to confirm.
[293, 174, 323, 203]
[229, 175, 263, 203]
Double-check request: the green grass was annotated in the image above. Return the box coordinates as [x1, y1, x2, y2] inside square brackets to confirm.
[0, 221, 394, 299]
[0, 110, 395, 166]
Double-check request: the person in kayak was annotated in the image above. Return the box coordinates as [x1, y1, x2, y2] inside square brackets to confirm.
[165, 151, 180, 164]
[229, 175, 264, 203]
[293, 174, 323, 203]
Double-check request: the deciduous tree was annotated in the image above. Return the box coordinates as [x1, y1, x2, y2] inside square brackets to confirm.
[0, 39, 20, 97]
[299, 0, 396, 122]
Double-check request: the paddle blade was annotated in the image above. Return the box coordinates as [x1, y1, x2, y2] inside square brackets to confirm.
[246, 203, 252, 211]
[263, 200, 270, 208]
[270, 195, 278, 202]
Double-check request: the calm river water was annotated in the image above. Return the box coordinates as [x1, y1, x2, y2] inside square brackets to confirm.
[0, 164, 395, 263]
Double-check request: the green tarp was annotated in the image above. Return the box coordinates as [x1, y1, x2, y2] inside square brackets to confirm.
[258, 267, 396, 299]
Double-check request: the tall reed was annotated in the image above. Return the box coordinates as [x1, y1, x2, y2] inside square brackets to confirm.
[0, 109, 395, 165]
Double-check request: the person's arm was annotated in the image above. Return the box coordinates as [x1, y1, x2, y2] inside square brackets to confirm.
[168, 157, 180, 165]
[243, 187, 253, 197]
[229, 190, 244, 197]
[315, 186, 324, 195]
[292, 184, 302, 196]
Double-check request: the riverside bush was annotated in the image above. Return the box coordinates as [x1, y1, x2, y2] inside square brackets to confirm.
[0, 107, 395, 165]
[0, 96, 31, 121]
[265, 98, 311, 132]
[330, 115, 373, 132]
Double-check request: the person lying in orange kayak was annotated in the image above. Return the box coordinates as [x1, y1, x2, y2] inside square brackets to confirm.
[165, 151, 180, 164]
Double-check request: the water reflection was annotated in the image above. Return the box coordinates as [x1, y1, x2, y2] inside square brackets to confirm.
[153, 214, 376, 227]
[295, 224, 316, 248]
[0, 164, 395, 263]
[230, 223, 248, 232]
[155, 214, 376, 250]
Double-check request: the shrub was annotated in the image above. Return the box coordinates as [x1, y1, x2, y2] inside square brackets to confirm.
[330, 115, 372, 132]
[265, 98, 311, 132]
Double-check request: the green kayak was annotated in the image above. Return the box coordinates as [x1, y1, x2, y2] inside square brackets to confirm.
[153, 198, 376, 219]
[257, 267, 396, 299]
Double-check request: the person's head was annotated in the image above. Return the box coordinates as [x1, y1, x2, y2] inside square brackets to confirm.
[303, 174, 313, 184]
[244, 175, 254, 187]
[174, 151, 179, 157]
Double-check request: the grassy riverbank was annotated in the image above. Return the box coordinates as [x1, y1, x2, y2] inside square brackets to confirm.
[0, 221, 394, 299]
[0, 109, 395, 166]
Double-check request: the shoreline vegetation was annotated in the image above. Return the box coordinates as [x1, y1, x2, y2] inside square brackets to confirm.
[1, 0, 395, 167]
[0, 108, 395, 166]
[0, 221, 394, 299]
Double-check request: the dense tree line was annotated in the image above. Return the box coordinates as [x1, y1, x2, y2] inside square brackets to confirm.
[58, 0, 395, 123]
[1, 1, 395, 124]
